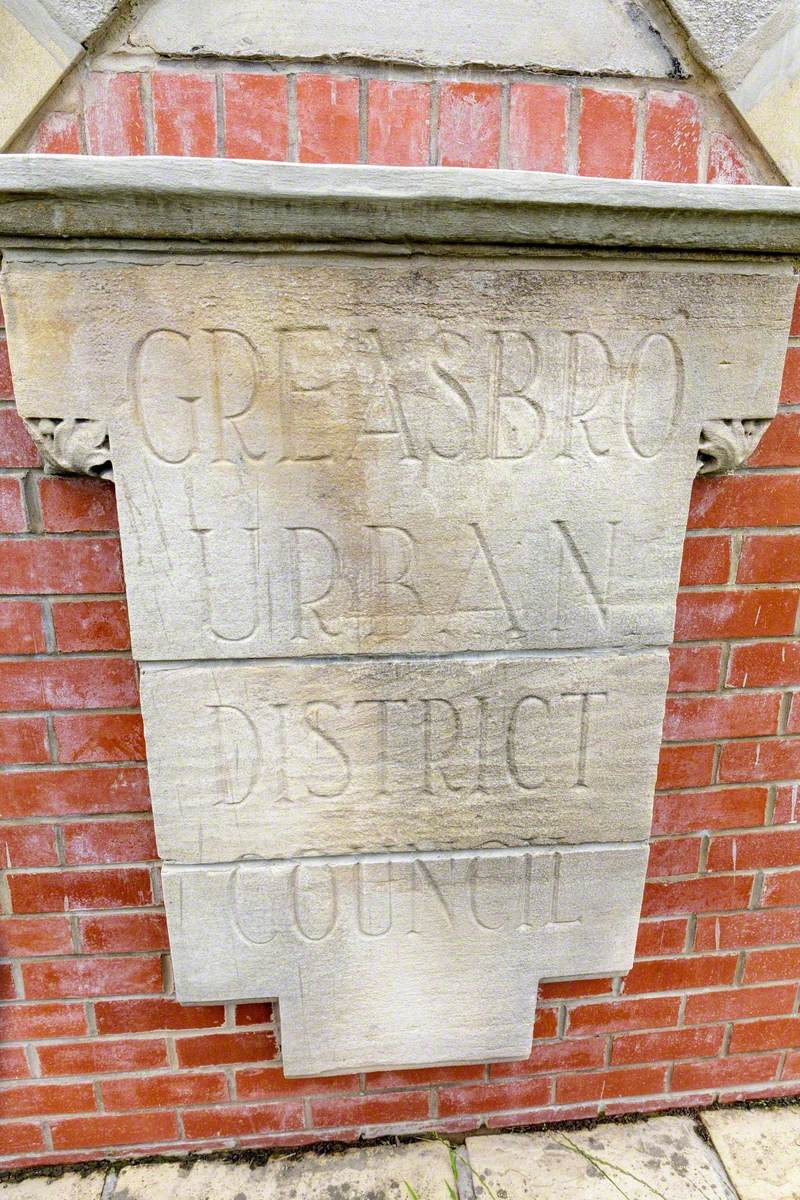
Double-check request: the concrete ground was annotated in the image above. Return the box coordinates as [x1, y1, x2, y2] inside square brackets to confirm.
[1, 1106, 798, 1199]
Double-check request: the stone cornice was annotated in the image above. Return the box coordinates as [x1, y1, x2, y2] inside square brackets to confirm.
[2, 156, 800, 254]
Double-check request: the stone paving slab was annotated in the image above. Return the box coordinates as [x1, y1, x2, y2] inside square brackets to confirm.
[465, 1116, 738, 1199]
[702, 1106, 800, 1200]
[0, 1175, 108, 1200]
[112, 1141, 454, 1200]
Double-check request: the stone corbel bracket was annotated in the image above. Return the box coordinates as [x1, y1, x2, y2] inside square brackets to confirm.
[0, 158, 797, 1077]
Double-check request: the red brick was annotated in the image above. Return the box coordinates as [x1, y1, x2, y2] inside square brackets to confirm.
[781, 347, 800, 404]
[222, 73, 288, 161]
[51, 599, 129, 654]
[79, 912, 168, 954]
[0, 408, 38, 467]
[312, 1091, 430, 1127]
[101, 1071, 228, 1110]
[54, 714, 145, 764]
[152, 72, 216, 156]
[84, 74, 146, 155]
[33, 112, 81, 154]
[652, 788, 768, 836]
[707, 134, 752, 184]
[0, 601, 45, 655]
[789, 695, 800, 734]
[0, 1002, 87, 1041]
[656, 743, 715, 790]
[182, 1102, 303, 1139]
[578, 89, 636, 179]
[367, 80, 430, 166]
[9, 867, 151, 913]
[668, 645, 721, 693]
[438, 82, 501, 168]
[237, 1067, 360, 1099]
[708, 830, 800, 872]
[0, 477, 25, 532]
[647, 837, 702, 877]
[749, 411, 800, 467]
[533, 1007, 558, 1038]
[685, 984, 796, 1024]
[694, 909, 800, 952]
[0, 965, 16, 999]
[557, 1065, 666, 1104]
[642, 875, 753, 917]
[728, 642, 800, 687]
[0, 1124, 45, 1155]
[0, 658, 138, 712]
[791, 286, 800, 337]
[0, 539, 124, 594]
[762, 869, 800, 906]
[296, 75, 359, 164]
[674, 590, 798, 641]
[780, 1050, 800, 1078]
[235, 1003, 273, 1026]
[611, 1026, 723, 1065]
[0, 916, 72, 958]
[38, 477, 117, 533]
[0, 718, 49, 765]
[742, 947, 800, 984]
[643, 91, 701, 182]
[508, 83, 568, 172]
[567, 996, 680, 1036]
[635, 918, 688, 957]
[95, 997, 225, 1035]
[719, 739, 800, 784]
[50, 1111, 178, 1151]
[0, 341, 12, 396]
[22, 956, 162, 999]
[0, 1048, 30, 1080]
[673, 1054, 780, 1091]
[0, 824, 54, 876]
[690, 473, 800, 528]
[491, 1038, 606, 1079]
[1, 767, 150, 819]
[176, 1030, 277, 1068]
[38, 1038, 167, 1076]
[662, 693, 780, 742]
[773, 784, 800, 822]
[729, 1017, 800, 1054]
[0, 1082, 95, 1116]
[739, 534, 800, 583]
[62, 818, 156, 865]
[679, 536, 731, 586]
[623, 955, 737, 995]
[539, 978, 613, 1000]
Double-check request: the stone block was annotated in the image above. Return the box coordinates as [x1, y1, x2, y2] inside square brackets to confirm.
[0, 2, 81, 150]
[140, 651, 668, 861]
[163, 843, 647, 1075]
[702, 1106, 800, 1200]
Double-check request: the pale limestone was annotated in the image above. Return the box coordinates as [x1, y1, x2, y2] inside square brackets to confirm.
[114, 1143, 454, 1199]
[163, 843, 647, 1076]
[0, 1174, 108, 1200]
[140, 651, 667, 861]
[466, 1118, 737, 1199]
[0, 3, 81, 149]
[125, 0, 680, 75]
[702, 1106, 800, 1200]
[3, 254, 792, 662]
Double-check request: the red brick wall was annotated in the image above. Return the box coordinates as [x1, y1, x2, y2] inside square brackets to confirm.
[1, 64, 798, 1167]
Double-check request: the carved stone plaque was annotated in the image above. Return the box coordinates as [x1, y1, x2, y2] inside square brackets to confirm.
[2, 163, 794, 1076]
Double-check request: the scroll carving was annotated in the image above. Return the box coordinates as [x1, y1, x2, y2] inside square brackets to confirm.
[25, 417, 113, 480]
[696, 418, 771, 475]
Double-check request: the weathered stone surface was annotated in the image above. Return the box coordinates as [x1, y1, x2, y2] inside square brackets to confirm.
[3, 254, 791, 662]
[140, 651, 667, 861]
[115, 1143, 454, 1199]
[164, 843, 647, 1075]
[0, 2, 81, 150]
[38, 0, 119, 44]
[0, 1174, 107, 1200]
[702, 1106, 800, 1200]
[125, 0, 681, 75]
[466, 1118, 737, 1199]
